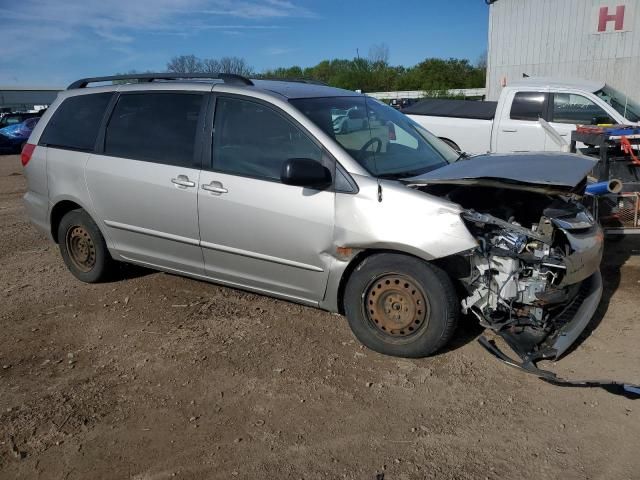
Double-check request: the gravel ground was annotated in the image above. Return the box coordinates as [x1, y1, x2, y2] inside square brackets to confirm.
[1, 154, 639, 479]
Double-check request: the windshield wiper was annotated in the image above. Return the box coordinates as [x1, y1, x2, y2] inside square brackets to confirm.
[455, 151, 469, 162]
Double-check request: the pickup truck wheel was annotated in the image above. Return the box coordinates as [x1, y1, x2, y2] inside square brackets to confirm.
[344, 253, 458, 358]
[58, 209, 114, 283]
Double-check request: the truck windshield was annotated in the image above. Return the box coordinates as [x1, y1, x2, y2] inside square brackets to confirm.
[290, 96, 458, 179]
[595, 85, 640, 123]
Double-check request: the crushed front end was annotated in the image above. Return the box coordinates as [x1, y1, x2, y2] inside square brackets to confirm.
[404, 153, 606, 362]
[460, 201, 603, 361]
[411, 181, 604, 363]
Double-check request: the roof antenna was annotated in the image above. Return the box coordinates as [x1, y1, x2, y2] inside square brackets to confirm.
[522, 73, 530, 78]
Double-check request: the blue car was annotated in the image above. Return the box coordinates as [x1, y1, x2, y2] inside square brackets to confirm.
[0, 117, 39, 154]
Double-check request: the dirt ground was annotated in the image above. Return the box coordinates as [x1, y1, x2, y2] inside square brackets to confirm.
[1, 154, 639, 480]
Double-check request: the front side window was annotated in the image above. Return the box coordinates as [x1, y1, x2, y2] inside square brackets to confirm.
[291, 96, 456, 178]
[509, 92, 547, 121]
[551, 93, 610, 125]
[105, 92, 204, 167]
[40, 93, 113, 151]
[212, 97, 322, 181]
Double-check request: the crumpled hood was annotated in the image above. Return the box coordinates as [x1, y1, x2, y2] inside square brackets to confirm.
[405, 152, 597, 191]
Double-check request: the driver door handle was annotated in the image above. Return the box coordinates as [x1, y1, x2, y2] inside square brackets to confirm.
[202, 181, 228, 195]
[171, 175, 196, 188]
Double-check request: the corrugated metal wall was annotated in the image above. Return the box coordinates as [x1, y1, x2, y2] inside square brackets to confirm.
[486, 0, 640, 101]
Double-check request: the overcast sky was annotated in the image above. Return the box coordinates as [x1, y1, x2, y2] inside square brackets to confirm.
[0, 0, 489, 86]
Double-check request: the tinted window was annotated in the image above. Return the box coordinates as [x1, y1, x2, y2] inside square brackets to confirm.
[510, 92, 547, 121]
[105, 93, 204, 167]
[40, 93, 113, 151]
[552, 93, 610, 125]
[291, 96, 455, 178]
[213, 97, 322, 181]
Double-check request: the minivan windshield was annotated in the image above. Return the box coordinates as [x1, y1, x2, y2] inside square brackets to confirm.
[290, 96, 458, 178]
[595, 85, 640, 123]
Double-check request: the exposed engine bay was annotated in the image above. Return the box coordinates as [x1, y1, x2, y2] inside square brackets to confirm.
[419, 184, 604, 362]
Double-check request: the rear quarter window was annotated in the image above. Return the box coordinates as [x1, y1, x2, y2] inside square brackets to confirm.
[40, 93, 113, 151]
[509, 92, 547, 121]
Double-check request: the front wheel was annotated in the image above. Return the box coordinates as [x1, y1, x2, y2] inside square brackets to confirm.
[58, 209, 114, 283]
[344, 253, 458, 358]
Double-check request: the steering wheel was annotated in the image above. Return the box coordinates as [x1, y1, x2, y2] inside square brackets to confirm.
[359, 137, 383, 159]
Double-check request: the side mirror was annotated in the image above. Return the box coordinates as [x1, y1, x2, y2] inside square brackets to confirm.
[281, 158, 332, 189]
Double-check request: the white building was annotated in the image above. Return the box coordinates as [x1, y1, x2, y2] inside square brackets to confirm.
[486, 0, 640, 101]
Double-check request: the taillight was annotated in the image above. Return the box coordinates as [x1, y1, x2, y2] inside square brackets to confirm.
[21, 143, 36, 167]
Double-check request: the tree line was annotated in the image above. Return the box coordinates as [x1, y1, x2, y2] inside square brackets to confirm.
[126, 47, 486, 94]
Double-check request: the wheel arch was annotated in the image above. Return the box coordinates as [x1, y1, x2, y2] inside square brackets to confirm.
[334, 248, 458, 315]
[50, 198, 90, 243]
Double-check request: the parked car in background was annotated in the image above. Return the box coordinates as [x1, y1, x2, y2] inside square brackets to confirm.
[404, 77, 639, 154]
[22, 73, 603, 362]
[332, 106, 369, 133]
[0, 111, 43, 129]
[390, 98, 418, 110]
[0, 117, 39, 154]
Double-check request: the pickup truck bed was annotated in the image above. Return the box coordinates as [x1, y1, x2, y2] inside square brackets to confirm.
[402, 99, 498, 120]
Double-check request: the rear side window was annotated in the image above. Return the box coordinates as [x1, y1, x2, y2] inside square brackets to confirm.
[105, 92, 204, 167]
[509, 92, 547, 121]
[40, 93, 113, 151]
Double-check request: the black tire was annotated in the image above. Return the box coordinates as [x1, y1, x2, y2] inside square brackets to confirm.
[439, 138, 461, 152]
[344, 253, 458, 358]
[58, 209, 114, 283]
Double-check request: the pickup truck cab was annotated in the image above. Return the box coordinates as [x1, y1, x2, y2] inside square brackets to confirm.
[404, 77, 640, 154]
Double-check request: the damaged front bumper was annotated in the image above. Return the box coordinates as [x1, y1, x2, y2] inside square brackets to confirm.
[501, 271, 602, 361]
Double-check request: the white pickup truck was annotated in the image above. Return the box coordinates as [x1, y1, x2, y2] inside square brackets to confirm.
[404, 77, 640, 154]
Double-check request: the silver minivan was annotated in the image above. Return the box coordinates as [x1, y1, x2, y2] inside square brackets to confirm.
[23, 73, 603, 362]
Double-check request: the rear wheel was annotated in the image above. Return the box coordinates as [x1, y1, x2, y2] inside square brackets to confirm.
[344, 253, 459, 358]
[58, 209, 114, 283]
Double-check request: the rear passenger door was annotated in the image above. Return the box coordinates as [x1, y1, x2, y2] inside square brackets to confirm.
[86, 91, 207, 275]
[197, 95, 335, 304]
[495, 91, 548, 153]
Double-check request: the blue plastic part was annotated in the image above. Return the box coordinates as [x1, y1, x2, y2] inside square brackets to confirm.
[585, 181, 612, 195]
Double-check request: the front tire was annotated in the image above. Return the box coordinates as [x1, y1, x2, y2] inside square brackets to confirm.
[344, 253, 458, 358]
[58, 209, 114, 283]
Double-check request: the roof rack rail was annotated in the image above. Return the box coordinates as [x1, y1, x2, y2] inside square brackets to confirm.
[67, 73, 254, 90]
[258, 77, 328, 86]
